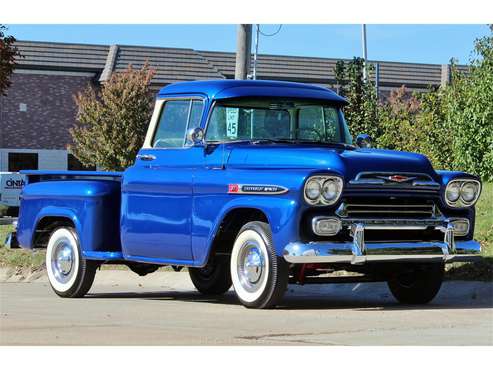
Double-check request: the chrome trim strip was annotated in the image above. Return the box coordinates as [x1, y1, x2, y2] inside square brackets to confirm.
[315, 216, 452, 231]
[345, 203, 434, 208]
[228, 184, 288, 195]
[336, 201, 437, 218]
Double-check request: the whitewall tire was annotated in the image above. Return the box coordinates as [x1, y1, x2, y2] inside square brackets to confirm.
[230, 221, 288, 309]
[46, 227, 98, 298]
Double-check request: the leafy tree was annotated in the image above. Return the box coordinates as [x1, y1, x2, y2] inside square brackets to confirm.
[0, 25, 19, 96]
[334, 57, 379, 140]
[377, 86, 454, 170]
[70, 64, 155, 171]
[377, 86, 422, 152]
[440, 31, 493, 180]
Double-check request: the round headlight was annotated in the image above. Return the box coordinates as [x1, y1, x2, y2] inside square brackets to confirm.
[322, 179, 340, 201]
[445, 182, 460, 203]
[305, 179, 321, 200]
[461, 182, 478, 203]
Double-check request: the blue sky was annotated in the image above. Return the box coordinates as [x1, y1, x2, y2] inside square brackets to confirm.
[7, 24, 491, 64]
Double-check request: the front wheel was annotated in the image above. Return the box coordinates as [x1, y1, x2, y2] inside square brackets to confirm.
[230, 221, 288, 309]
[189, 256, 232, 295]
[46, 227, 98, 298]
[387, 263, 444, 304]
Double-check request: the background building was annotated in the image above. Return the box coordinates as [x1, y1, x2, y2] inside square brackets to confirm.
[0, 40, 467, 172]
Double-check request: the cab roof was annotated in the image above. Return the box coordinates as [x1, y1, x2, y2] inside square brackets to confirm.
[157, 79, 348, 105]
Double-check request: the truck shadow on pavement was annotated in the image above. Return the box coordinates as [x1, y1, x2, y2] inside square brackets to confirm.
[85, 281, 493, 311]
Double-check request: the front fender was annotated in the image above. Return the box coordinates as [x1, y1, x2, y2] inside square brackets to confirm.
[192, 195, 301, 266]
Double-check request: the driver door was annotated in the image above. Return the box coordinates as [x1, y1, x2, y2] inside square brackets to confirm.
[121, 98, 205, 264]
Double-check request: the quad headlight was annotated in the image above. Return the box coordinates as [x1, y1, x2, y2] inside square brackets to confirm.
[444, 179, 481, 207]
[304, 175, 343, 206]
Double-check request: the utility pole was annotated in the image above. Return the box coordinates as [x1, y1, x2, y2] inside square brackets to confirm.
[361, 24, 368, 81]
[235, 24, 252, 80]
[252, 25, 260, 80]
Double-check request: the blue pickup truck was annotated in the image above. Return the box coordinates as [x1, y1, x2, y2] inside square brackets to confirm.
[16, 80, 482, 308]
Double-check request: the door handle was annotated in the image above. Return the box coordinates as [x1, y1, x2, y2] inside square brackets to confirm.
[137, 154, 156, 161]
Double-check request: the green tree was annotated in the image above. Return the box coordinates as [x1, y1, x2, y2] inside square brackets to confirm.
[334, 57, 379, 140]
[377, 86, 454, 170]
[441, 31, 493, 180]
[0, 25, 20, 96]
[70, 64, 155, 171]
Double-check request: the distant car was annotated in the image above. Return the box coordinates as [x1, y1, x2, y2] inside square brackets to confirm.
[0, 172, 26, 216]
[16, 80, 482, 309]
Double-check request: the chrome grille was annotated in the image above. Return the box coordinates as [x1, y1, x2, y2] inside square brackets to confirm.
[348, 172, 440, 191]
[337, 200, 437, 219]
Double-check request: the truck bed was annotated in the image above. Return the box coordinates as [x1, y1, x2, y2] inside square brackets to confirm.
[21, 170, 122, 184]
[17, 170, 123, 256]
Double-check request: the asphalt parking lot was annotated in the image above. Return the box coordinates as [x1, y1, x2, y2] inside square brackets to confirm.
[1, 270, 492, 345]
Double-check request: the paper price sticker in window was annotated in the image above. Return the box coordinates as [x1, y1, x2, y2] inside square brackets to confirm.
[226, 108, 239, 138]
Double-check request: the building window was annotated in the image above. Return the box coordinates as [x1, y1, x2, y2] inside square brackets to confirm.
[8, 152, 39, 172]
[67, 154, 96, 171]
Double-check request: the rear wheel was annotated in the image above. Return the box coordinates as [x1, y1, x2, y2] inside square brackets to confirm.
[189, 256, 232, 295]
[387, 263, 444, 304]
[230, 221, 288, 309]
[46, 227, 98, 298]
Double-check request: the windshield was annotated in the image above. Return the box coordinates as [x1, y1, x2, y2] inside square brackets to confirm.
[206, 98, 352, 145]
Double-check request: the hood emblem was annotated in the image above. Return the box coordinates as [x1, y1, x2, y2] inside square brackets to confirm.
[378, 175, 416, 183]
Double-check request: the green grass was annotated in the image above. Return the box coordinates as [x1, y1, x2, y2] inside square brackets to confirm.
[0, 224, 46, 269]
[0, 184, 492, 277]
[474, 182, 493, 256]
[0, 224, 14, 248]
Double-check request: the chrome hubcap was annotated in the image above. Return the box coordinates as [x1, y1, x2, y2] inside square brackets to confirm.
[244, 248, 262, 283]
[238, 241, 265, 292]
[51, 239, 75, 284]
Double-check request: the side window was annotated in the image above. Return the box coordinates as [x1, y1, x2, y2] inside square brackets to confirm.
[189, 100, 204, 128]
[152, 100, 190, 148]
[184, 100, 205, 146]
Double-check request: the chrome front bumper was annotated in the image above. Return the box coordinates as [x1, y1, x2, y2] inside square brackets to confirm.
[283, 221, 481, 265]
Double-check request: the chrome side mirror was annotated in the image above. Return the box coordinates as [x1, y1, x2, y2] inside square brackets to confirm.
[186, 127, 205, 146]
[356, 133, 372, 148]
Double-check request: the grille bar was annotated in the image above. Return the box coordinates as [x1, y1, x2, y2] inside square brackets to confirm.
[338, 201, 437, 218]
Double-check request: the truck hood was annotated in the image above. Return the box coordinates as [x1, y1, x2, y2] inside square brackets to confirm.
[225, 145, 438, 181]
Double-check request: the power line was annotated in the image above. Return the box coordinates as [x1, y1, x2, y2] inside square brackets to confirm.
[258, 24, 282, 37]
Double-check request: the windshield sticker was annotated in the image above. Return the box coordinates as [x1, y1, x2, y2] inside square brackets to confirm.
[226, 108, 239, 138]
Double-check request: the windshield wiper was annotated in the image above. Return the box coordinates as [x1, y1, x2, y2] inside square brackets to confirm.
[208, 139, 297, 145]
[208, 139, 354, 149]
[251, 138, 297, 144]
[289, 139, 355, 149]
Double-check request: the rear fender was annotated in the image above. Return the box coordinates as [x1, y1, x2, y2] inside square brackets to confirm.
[16, 180, 121, 255]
